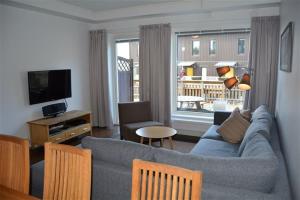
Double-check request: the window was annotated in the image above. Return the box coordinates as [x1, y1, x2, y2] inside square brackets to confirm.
[238, 38, 245, 54]
[116, 40, 139, 102]
[209, 39, 216, 55]
[176, 30, 250, 114]
[192, 41, 200, 56]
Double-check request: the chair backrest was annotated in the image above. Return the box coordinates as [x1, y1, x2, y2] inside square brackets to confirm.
[131, 159, 203, 200]
[43, 142, 92, 200]
[0, 134, 30, 194]
[118, 101, 152, 125]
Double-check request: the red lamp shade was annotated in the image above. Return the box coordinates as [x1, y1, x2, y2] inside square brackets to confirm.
[224, 77, 238, 89]
[216, 66, 230, 77]
[238, 73, 251, 90]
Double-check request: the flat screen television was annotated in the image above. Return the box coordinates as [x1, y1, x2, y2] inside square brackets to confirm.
[28, 69, 71, 105]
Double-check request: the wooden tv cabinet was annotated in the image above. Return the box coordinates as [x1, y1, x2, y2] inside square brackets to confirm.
[27, 110, 92, 148]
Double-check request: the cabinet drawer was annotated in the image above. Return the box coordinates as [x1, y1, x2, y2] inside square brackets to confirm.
[66, 124, 91, 138]
[49, 133, 66, 143]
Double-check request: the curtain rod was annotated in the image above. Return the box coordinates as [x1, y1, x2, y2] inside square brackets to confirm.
[175, 28, 251, 36]
[116, 38, 139, 43]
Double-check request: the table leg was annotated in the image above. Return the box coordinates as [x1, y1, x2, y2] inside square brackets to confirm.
[160, 138, 164, 147]
[168, 137, 174, 149]
[140, 137, 144, 144]
[149, 138, 152, 146]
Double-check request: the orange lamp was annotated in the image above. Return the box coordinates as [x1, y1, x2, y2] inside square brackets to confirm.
[216, 66, 230, 77]
[238, 73, 251, 90]
[224, 77, 238, 89]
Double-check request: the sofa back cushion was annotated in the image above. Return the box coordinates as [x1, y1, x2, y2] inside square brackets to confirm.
[251, 105, 273, 122]
[81, 137, 154, 167]
[238, 106, 273, 155]
[154, 148, 278, 193]
[241, 134, 276, 158]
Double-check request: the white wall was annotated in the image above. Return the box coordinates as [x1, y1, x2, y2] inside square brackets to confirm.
[0, 5, 4, 131]
[0, 5, 90, 138]
[276, 0, 300, 199]
[90, 6, 279, 37]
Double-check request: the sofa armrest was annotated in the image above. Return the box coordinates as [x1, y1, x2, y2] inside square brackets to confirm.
[213, 111, 231, 125]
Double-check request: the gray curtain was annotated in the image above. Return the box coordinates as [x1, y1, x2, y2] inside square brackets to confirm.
[89, 30, 113, 128]
[139, 24, 171, 125]
[244, 16, 280, 113]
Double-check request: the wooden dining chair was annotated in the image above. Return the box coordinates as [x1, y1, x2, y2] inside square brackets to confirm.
[43, 142, 92, 200]
[0, 134, 30, 194]
[131, 159, 203, 200]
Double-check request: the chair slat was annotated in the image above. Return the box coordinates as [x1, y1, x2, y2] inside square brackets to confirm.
[141, 169, 147, 200]
[147, 170, 153, 200]
[171, 175, 178, 200]
[43, 142, 91, 200]
[159, 172, 165, 200]
[184, 179, 190, 200]
[166, 174, 172, 200]
[153, 171, 159, 200]
[178, 177, 184, 200]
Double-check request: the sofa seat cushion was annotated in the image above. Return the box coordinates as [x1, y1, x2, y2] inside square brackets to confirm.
[190, 139, 239, 157]
[154, 148, 278, 193]
[81, 137, 155, 167]
[201, 125, 223, 140]
[203, 183, 278, 200]
[91, 160, 132, 200]
[124, 121, 164, 132]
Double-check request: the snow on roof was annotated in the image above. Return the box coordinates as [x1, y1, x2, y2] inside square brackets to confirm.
[215, 61, 237, 67]
[177, 61, 196, 67]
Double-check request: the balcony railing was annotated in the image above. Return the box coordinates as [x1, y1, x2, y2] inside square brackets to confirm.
[177, 80, 245, 111]
[134, 79, 245, 111]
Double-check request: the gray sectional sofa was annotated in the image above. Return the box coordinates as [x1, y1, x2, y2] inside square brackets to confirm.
[31, 105, 291, 200]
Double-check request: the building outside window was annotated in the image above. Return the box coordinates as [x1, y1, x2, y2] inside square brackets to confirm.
[192, 41, 200, 56]
[116, 40, 140, 102]
[176, 30, 250, 114]
[209, 39, 217, 55]
[238, 38, 245, 54]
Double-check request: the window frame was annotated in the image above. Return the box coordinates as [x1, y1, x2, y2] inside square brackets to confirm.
[192, 40, 200, 56]
[209, 39, 217, 55]
[172, 29, 250, 120]
[238, 38, 246, 55]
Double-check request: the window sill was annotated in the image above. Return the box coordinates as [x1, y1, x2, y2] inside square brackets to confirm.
[171, 111, 212, 137]
[171, 111, 213, 124]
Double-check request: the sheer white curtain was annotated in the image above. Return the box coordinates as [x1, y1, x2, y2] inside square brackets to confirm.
[89, 30, 113, 128]
[139, 24, 171, 125]
[244, 16, 280, 113]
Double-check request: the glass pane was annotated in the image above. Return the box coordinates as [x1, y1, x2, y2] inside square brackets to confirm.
[209, 39, 216, 55]
[116, 40, 139, 102]
[192, 41, 200, 56]
[176, 31, 250, 113]
[238, 39, 245, 54]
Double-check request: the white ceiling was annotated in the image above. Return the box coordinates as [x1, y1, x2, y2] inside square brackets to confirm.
[1, 0, 281, 23]
[59, 0, 180, 12]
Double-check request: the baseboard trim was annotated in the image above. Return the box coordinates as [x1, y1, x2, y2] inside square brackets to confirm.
[173, 134, 200, 143]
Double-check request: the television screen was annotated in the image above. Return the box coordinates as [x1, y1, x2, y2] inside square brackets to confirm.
[28, 69, 71, 105]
